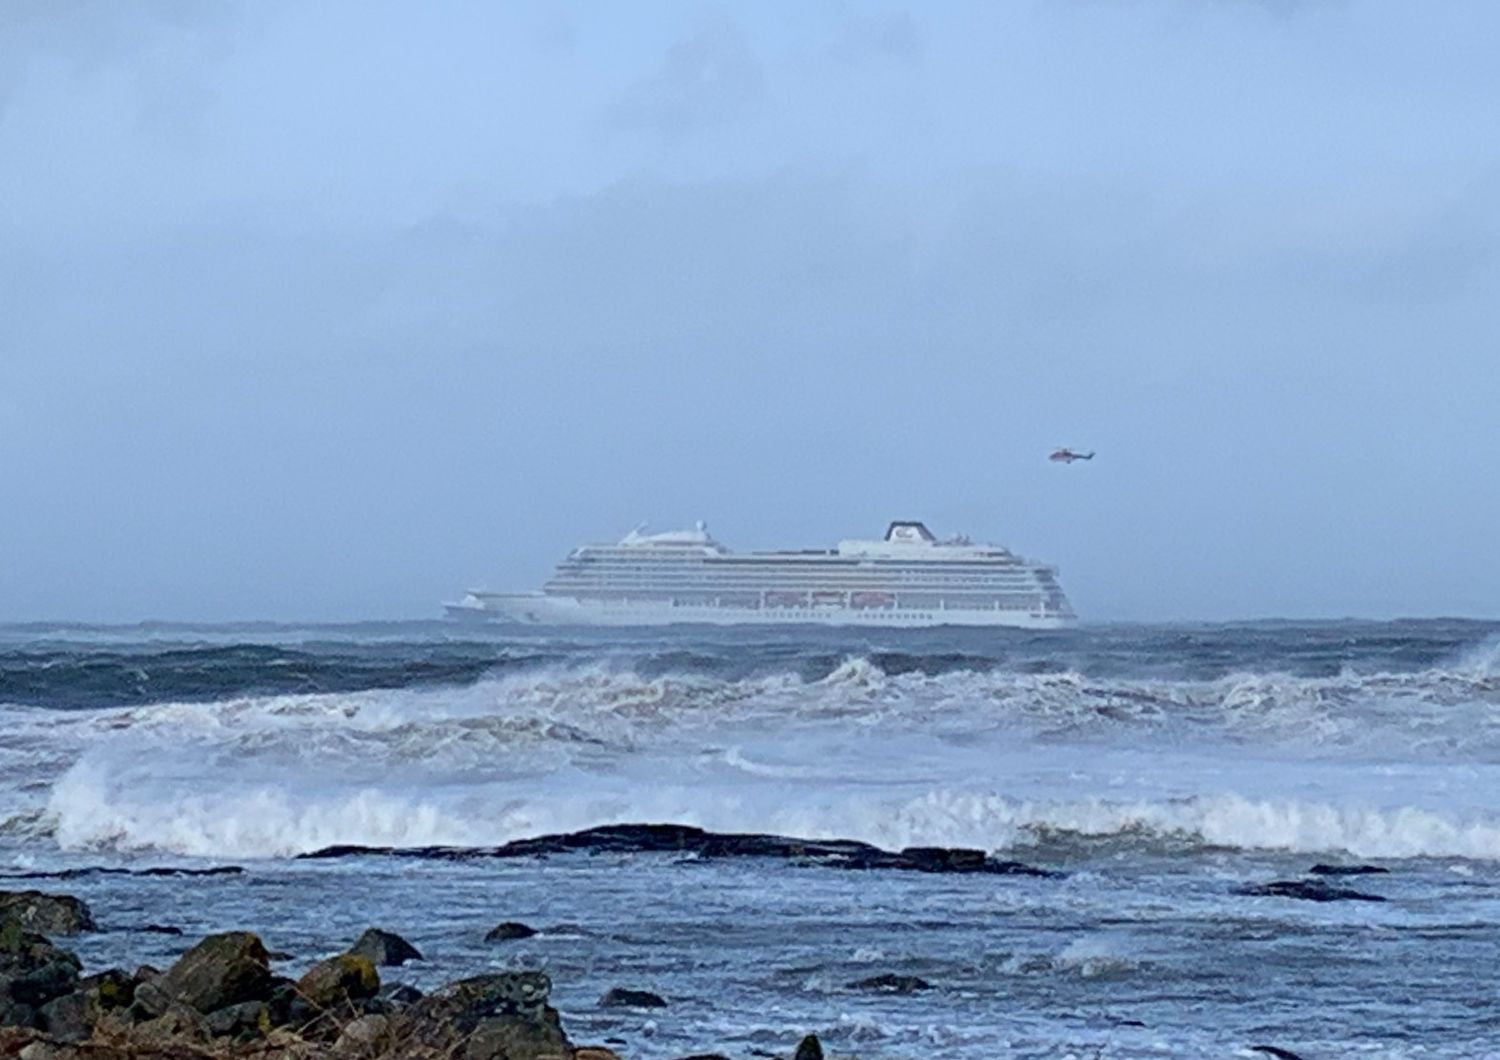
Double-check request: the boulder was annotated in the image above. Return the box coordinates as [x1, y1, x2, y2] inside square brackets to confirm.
[36, 990, 90, 1043]
[80, 969, 136, 1013]
[133, 1000, 212, 1047]
[398, 971, 564, 1059]
[347, 927, 422, 967]
[0, 926, 81, 1008]
[574, 1049, 624, 1060]
[0, 893, 96, 936]
[17, 1039, 76, 1060]
[204, 998, 271, 1039]
[0, 997, 39, 1030]
[793, 1034, 824, 1060]
[296, 954, 380, 1010]
[599, 987, 667, 1009]
[463, 1015, 570, 1060]
[484, 921, 538, 943]
[146, 931, 274, 1014]
[332, 1013, 392, 1057]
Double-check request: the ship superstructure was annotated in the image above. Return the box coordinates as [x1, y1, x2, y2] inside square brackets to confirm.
[445, 520, 1074, 628]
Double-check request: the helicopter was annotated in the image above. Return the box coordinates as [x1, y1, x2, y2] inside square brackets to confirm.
[1049, 448, 1095, 463]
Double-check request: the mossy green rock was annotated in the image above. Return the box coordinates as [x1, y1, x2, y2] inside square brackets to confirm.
[296, 953, 380, 1010]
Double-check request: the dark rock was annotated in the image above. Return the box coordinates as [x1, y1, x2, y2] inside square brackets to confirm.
[0, 925, 81, 1007]
[203, 998, 270, 1039]
[898, 846, 987, 872]
[0, 865, 243, 881]
[794, 1034, 824, 1060]
[79, 969, 136, 1012]
[464, 1015, 571, 1060]
[1309, 863, 1389, 876]
[0, 892, 96, 936]
[141, 924, 184, 936]
[267, 977, 313, 1029]
[484, 921, 538, 943]
[1233, 879, 1386, 902]
[849, 973, 932, 993]
[37, 989, 91, 1042]
[404, 971, 552, 1028]
[398, 972, 566, 1060]
[149, 931, 275, 1013]
[298, 823, 1064, 878]
[347, 927, 422, 967]
[297, 954, 380, 1010]
[1251, 1047, 1308, 1060]
[599, 987, 667, 1009]
[0, 996, 39, 1029]
[379, 982, 424, 1007]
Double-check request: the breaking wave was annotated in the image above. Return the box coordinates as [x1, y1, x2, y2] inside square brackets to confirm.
[3, 621, 1498, 862]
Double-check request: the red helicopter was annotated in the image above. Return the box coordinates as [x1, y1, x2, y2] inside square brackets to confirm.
[1049, 448, 1095, 463]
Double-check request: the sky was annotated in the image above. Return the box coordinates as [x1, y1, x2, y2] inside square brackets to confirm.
[1, 0, 1498, 623]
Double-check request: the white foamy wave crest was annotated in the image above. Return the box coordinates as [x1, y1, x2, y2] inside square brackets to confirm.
[46, 760, 486, 857]
[1455, 633, 1500, 677]
[876, 789, 1500, 860]
[17, 651, 1500, 861]
[42, 747, 1500, 861]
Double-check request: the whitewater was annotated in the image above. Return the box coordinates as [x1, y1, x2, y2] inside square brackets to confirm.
[3, 619, 1500, 1057]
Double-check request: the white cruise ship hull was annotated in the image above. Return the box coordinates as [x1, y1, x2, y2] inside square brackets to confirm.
[448, 520, 1076, 629]
[446, 592, 1073, 630]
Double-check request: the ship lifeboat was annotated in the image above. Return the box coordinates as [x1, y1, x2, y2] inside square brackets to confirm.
[811, 591, 846, 607]
[765, 591, 808, 608]
[850, 591, 894, 609]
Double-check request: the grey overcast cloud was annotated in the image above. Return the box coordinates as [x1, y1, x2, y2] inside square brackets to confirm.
[2, 0, 1497, 622]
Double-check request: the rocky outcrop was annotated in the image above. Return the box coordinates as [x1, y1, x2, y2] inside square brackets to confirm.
[793, 1033, 824, 1060]
[483, 922, 537, 943]
[1, 920, 822, 1059]
[346, 928, 422, 967]
[400, 971, 568, 1060]
[0, 865, 243, 881]
[1308, 863, 1389, 876]
[0, 924, 81, 1012]
[1233, 879, 1386, 902]
[135, 931, 275, 1016]
[301, 822, 1063, 878]
[599, 987, 667, 1009]
[0, 892, 97, 936]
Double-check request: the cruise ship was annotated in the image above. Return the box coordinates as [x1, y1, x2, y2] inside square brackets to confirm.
[445, 520, 1075, 629]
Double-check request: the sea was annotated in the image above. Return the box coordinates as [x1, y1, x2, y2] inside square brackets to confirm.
[3, 619, 1500, 1058]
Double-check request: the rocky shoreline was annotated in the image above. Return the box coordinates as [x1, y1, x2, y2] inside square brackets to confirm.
[0, 889, 826, 1060]
[2, 822, 1396, 1059]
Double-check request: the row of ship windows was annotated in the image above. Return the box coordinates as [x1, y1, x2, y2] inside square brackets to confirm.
[553, 564, 1042, 577]
[549, 576, 1043, 588]
[577, 593, 1044, 608]
[567, 560, 1026, 566]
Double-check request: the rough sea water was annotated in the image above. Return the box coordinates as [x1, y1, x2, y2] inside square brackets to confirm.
[3, 619, 1500, 1058]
